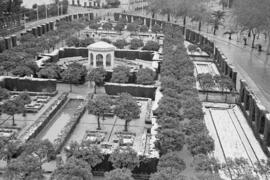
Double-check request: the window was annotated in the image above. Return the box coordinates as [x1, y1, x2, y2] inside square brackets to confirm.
[96, 54, 103, 67]
[106, 54, 111, 67]
[90, 53, 94, 65]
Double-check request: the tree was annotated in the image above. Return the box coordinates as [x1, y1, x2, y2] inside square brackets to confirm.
[222, 158, 255, 179]
[136, 68, 156, 85]
[61, 63, 86, 92]
[130, 38, 144, 50]
[150, 168, 186, 180]
[87, 95, 112, 130]
[157, 151, 186, 173]
[5, 155, 43, 180]
[109, 147, 140, 170]
[190, 3, 210, 32]
[17, 92, 31, 116]
[22, 139, 56, 163]
[187, 133, 214, 156]
[38, 64, 62, 79]
[255, 159, 270, 179]
[111, 66, 130, 84]
[105, 168, 134, 180]
[66, 36, 80, 47]
[87, 67, 106, 94]
[214, 75, 234, 101]
[68, 141, 104, 168]
[155, 128, 185, 155]
[209, 10, 225, 35]
[113, 39, 127, 49]
[89, 21, 100, 32]
[0, 140, 21, 164]
[233, 0, 270, 50]
[80, 37, 95, 47]
[151, 24, 161, 35]
[127, 23, 139, 33]
[0, 87, 10, 101]
[193, 154, 221, 173]
[114, 22, 125, 34]
[102, 22, 113, 31]
[140, 25, 149, 33]
[51, 157, 93, 180]
[196, 173, 225, 180]
[142, 40, 160, 51]
[106, 0, 120, 7]
[2, 99, 25, 126]
[114, 93, 141, 132]
[12, 65, 33, 77]
[197, 73, 215, 101]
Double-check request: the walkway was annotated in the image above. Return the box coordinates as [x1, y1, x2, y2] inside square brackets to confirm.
[129, 9, 270, 111]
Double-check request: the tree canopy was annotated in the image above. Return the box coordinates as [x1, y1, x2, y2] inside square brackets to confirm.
[105, 168, 134, 180]
[114, 93, 141, 132]
[109, 147, 140, 170]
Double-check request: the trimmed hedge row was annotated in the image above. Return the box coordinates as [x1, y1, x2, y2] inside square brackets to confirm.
[0, 76, 57, 93]
[104, 82, 157, 100]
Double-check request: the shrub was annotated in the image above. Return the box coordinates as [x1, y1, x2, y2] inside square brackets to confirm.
[157, 151, 186, 172]
[101, 38, 112, 44]
[136, 68, 155, 85]
[187, 133, 214, 156]
[80, 38, 95, 47]
[142, 40, 160, 51]
[66, 36, 80, 47]
[113, 39, 127, 49]
[110, 65, 130, 83]
[130, 38, 144, 50]
[187, 44, 199, 52]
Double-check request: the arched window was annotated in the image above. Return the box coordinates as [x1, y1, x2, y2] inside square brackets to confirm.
[106, 54, 111, 67]
[96, 54, 103, 67]
[90, 53, 94, 65]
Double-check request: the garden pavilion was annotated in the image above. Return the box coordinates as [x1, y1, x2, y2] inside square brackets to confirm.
[87, 41, 116, 70]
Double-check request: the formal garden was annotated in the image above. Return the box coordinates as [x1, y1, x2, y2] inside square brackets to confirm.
[0, 0, 269, 178]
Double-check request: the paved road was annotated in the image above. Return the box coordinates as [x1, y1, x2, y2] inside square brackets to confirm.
[202, 32, 270, 111]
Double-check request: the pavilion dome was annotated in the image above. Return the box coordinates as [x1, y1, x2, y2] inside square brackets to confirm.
[87, 41, 116, 52]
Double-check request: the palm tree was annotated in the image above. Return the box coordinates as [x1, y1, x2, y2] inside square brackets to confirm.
[190, 4, 210, 32]
[210, 10, 226, 35]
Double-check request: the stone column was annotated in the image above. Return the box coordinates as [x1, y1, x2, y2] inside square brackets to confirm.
[263, 114, 270, 146]
[93, 52, 97, 68]
[11, 35, 17, 47]
[103, 53, 106, 68]
[248, 96, 255, 125]
[111, 51, 114, 69]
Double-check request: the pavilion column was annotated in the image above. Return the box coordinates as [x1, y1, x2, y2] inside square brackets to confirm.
[103, 53, 106, 68]
[111, 51, 114, 69]
[93, 52, 97, 68]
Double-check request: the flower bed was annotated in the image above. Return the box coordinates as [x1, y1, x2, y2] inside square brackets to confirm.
[19, 92, 68, 142]
[53, 99, 86, 153]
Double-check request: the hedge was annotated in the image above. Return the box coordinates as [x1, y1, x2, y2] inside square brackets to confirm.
[104, 83, 157, 100]
[0, 76, 57, 92]
[115, 50, 154, 61]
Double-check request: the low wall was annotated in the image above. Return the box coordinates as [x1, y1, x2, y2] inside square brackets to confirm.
[239, 80, 270, 156]
[104, 82, 157, 100]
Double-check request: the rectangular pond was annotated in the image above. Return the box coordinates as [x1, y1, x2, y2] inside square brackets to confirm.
[37, 99, 83, 143]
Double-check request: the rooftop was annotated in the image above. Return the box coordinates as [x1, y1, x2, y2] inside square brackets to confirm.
[87, 41, 116, 52]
